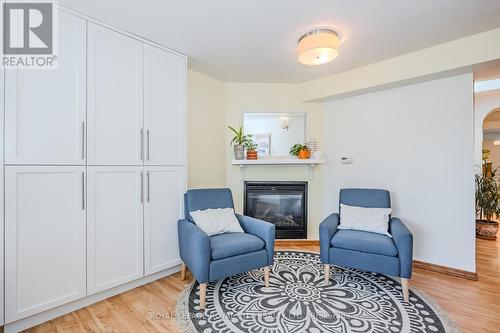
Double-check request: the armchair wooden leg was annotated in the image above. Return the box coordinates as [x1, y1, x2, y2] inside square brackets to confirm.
[401, 278, 409, 302]
[264, 266, 270, 287]
[324, 264, 330, 285]
[180, 263, 187, 281]
[199, 283, 207, 310]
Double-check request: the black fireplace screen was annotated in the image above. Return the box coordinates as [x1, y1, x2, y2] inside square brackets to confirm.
[244, 182, 307, 239]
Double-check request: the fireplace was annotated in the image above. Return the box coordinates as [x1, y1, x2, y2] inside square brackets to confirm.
[244, 181, 307, 239]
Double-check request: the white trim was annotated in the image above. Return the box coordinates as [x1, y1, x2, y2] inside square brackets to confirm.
[232, 158, 326, 180]
[231, 158, 326, 165]
[4, 264, 181, 333]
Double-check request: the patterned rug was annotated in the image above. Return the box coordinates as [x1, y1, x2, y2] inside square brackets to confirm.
[176, 251, 459, 333]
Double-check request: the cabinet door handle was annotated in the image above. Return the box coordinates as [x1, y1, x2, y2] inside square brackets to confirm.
[140, 129, 144, 161]
[146, 129, 150, 161]
[81, 121, 85, 160]
[147, 171, 150, 203]
[82, 172, 85, 210]
[140, 171, 144, 203]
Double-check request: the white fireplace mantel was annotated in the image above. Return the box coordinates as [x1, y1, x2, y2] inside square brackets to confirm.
[231, 157, 326, 180]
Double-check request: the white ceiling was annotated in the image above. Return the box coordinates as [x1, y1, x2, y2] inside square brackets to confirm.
[60, 0, 500, 83]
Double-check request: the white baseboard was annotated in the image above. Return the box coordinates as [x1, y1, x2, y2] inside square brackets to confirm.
[4, 265, 181, 333]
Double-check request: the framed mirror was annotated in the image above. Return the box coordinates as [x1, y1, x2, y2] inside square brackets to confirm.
[243, 112, 306, 157]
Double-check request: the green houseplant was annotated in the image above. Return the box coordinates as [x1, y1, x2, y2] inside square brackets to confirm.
[289, 143, 310, 159]
[228, 125, 251, 160]
[475, 169, 500, 240]
[244, 139, 259, 160]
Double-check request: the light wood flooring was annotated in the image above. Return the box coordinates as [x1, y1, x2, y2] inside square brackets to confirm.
[23, 239, 500, 333]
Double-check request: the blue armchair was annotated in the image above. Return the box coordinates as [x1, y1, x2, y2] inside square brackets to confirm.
[319, 188, 413, 301]
[178, 188, 275, 309]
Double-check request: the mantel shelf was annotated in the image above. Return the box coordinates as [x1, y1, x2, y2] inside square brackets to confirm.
[232, 158, 326, 166]
[232, 158, 326, 180]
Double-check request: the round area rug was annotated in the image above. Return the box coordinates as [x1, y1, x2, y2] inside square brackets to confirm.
[176, 251, 459, 333]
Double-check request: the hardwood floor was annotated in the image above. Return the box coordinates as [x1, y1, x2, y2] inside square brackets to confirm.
[24, 239, 500, 333]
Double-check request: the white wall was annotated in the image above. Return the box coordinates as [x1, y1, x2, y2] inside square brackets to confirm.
[187, 70, 227, 188]
[323, 74, 476, 272]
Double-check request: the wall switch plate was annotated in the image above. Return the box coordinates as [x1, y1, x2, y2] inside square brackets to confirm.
[341, 156, 353, 164]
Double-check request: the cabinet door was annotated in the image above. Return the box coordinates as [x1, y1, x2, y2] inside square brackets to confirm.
[144, 166, 185, 274]
[87, 166, 144, 294]
[5, 166, 86, 322]
[87, 23, 144, 165]
[5, 12, 86, 165]
[144, 45, 186, 165]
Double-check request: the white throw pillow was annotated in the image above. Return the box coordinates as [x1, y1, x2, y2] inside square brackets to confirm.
[190, 208, 244, 236]
[339, 204, 392, 237]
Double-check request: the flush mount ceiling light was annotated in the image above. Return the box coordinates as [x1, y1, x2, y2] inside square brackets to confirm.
[298, 29, 339, 66]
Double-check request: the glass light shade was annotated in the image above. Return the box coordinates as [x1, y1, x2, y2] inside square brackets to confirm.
[298, 29, 339, 65]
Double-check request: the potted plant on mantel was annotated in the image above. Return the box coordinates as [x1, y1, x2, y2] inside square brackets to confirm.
[228, 125, 251, 160]
[475, 168, 500, 240]
[245, 139, 259, 160]
[290, 143, 310, 159]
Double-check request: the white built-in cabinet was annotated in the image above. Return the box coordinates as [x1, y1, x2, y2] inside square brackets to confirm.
[5, 12, 86, 165]
[87, 23, 144, 165]
[144, 46, 187, 165]
[87, 166, 145, 295]
[5, 167, 87, 322]
[144, 167, 185, 274]
[2, 7, 186, 329]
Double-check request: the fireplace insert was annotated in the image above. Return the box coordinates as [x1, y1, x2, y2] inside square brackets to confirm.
[244, 181, 307, 239]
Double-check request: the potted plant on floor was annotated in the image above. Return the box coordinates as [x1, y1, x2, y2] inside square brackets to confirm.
[290, 143, 310, 159]
[245, 139, 259, 160]
[475, 169, 500, 240]
[228, 125, 251, 160]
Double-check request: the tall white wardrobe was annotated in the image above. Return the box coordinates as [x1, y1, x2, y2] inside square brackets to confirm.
[2, 8, 186, 332]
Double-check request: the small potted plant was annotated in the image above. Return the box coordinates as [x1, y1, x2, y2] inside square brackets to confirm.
[290, 143, 310, 159]
[228, 125, 251, 160]
[475, 169, 500, 240]
[244, 139, 259, 160]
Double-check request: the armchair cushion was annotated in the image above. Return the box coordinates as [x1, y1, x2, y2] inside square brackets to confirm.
[185, 188, 234, 222]
[190, 208, 244, 236]
[331, 230, 398, 257]
[339, 204, 392, 236]
[210, 232, 265, 260]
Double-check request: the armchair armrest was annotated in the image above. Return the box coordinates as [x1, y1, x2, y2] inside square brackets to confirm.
[319, 213, 340, 263]
[236, 214, 275, 265]
[389, 217, 413, 278]
[177, 219, 211, 283]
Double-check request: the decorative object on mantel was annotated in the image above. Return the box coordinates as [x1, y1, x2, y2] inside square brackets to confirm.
[475, 168, 499, 240]
[244, 139, 259, 160]
[228, 125, 252, 160]
[290, 143, 310, 159]
[306, 139, 317, 154]
[176, 251, 459, 333]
